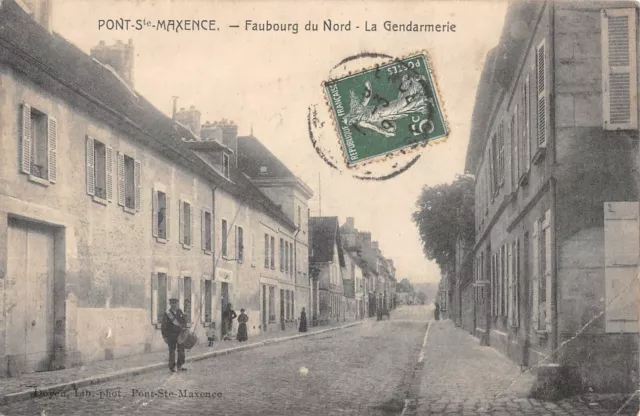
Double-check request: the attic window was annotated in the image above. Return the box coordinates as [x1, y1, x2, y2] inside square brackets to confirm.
[222, 153, 230, 178]
[259, 166, 268, 175]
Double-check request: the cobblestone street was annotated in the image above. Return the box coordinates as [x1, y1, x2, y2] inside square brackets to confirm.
[0, 306, 637, 416]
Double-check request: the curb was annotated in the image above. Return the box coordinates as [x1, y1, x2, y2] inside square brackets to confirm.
[0, 321, 363, 406]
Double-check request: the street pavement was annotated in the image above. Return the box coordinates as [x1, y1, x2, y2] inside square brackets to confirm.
[0, 305, 637, 416]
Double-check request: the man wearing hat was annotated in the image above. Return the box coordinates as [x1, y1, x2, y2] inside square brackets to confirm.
[161, 298, 188, 372]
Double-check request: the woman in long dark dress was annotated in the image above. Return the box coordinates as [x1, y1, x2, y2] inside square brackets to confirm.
[434, 301, 440, 321]
[237, 309, 248, 342]
[299, 307, 308, 332]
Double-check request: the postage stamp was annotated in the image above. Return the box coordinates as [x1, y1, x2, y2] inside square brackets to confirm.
[323, 53, 448, 166]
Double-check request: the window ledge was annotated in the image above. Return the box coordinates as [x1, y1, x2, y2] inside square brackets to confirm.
[251, 263, 256, 268]
[156, 237, 168, 244]
[28, 175, 50, 187]
[536, 329, 548, 338]
[123, 206, 136, 215]
[181, 243, 192, 250]
[532, 147, 546, 165]
[518, 171, 530, 187]
[92, 195, 108, 206]
[154, 323, 162, 330]
[204, 249, 212, 255]
[237, 260, 244, 265]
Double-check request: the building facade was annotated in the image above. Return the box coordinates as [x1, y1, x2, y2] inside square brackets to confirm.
[466, 0, 639, 395]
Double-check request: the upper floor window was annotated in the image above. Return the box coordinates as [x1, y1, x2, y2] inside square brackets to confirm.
[179, 200, 193, 247]
[117, 152, 140, 212]
[86, 136, 113, 202]
[280, 238, 285, 272]
[221, 219, 228, 257]
[236, 226, 244, 263]
[202, 210, 212, 253]
[264, 234, 270, 268]
[270, 236, 275, 269]
[20, 103, 57, 184]
[152, 189, 169, 241]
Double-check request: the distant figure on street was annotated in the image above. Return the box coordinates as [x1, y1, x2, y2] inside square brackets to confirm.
[299, 307, 308, 332]
[161, 298, 188, 372]
[434, 301, 440, 321]
[237, 309, 248, 342]
[222, 303, 237, 341]
[206, 323, 217, 347]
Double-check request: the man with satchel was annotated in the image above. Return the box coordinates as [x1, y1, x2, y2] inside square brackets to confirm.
[161, 298, 188, 372]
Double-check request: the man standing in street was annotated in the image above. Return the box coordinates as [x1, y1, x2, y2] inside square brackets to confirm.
[161, 298, 188, 372]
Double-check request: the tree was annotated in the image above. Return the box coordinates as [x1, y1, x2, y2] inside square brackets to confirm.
[416, 291, 428, 305]
[396, 278, 415, 293]
[412, 174, 475, 270]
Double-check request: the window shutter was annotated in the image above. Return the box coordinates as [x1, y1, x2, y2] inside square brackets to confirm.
[47, 116, 57, 183]
[151, 273, 158, 324]
[201, 278, 206, 323]
[105, 145, 113, 202]
[178, 276, 184, 310]
[134, 159, 141, 211]
[513, 112, 519, 185]
[189, 204, 194, 247]
[536, 39, 548, 148]
[514, 240, 520, 327]
[86, 136, 95, 196]
[152, 189, 158, 238]
[179, 199, 184, 244]
[507, 243, 513, 320]
[20, 103, 31, 174]
[532, 220, 540, 330]
[604, 202, 639, 333]
[602, 9, 638, 130]
[165, 194, 171, 241]
[117, 152, 125, 206]
[201, 209, 206, 251]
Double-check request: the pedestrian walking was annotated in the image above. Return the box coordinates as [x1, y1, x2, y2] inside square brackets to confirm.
[222, 303, 237, 341]
[434, 301, 440, 321]
[299, 307, 308, 332]
[237, 309, 248, 342]
[161, 298, 188, 372]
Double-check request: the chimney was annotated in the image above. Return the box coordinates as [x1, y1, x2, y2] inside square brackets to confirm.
[346, 217, 355, 229]
[172, 97, 179, 120]
[372, 241, 379, 250]
[201, 121, 224, 142]
[213, 119, 238, 166]
[90, 39, 135, 88]
[174, 106, 202, 138]
[21, 0, 53, 32]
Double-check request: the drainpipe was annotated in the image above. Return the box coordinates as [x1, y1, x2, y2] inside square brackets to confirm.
[293, 227, 301, 318]
[212, 184, 219, 337]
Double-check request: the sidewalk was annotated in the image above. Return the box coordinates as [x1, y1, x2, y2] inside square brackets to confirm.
[411, 320, 639, 416]
[0, 319, 363, 405]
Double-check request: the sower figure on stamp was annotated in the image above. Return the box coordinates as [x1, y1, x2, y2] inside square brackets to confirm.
[161, 298, 188, 372]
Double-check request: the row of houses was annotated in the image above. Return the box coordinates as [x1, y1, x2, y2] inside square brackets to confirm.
[309, 217, 397, 325]
[0, 0, 323, 377]
[444, 0, 640, 398]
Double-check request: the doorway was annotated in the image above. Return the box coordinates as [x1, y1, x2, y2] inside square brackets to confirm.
[220, 282, 229, 338]
[6, 218, 57, 374]
[280, 289, 285, 330]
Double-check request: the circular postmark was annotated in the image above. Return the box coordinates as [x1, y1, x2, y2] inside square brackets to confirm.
[308, 51, 449, 180]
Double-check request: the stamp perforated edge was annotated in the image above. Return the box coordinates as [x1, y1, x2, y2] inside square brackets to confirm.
[320, 50, 450, 170]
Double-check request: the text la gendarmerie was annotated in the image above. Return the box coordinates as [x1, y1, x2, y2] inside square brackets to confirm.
[244, 20, 456, 34]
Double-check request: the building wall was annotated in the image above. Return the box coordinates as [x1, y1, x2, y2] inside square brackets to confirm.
[0, 67, 215, 371]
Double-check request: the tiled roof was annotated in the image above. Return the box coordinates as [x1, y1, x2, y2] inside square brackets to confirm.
[0, 0, 294, 229]
[237, 135, 297, 179]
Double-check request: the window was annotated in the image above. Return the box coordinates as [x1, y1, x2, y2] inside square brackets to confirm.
[236, 226, 244, 263]
[264, 234, 269, 268]
[269, 286, 276, 322]
[20, 104, 57, 183]
[157, 273, 167, 324]
[250, 233, 256, 266]
[297, 206, 302, 229]
[285, 242, 289, 274]
[178, 200, 193, 247]
[280, 238, 284, 271]
[117, 152, 140, 211]
[259, 165, 268, 175]
[521, 76, 531, 177]
[511, 113, 518, 188]
[222, 153, 230, 178]
[202, 210, 212, 253]
[498, 122, 505, 186]
[204, 279, 212, 324]
[222, 219, 228, 257]
[270, 236, 275, 269]
[183, 276, 192, 323]
[511, 239, 520, 327]
[86, 137, 113, 201]
[290, 244, 294, 275]
[532, 212, 551, 332]
[602, 9, 638, 130]
[490, 135, 497, 194]
[152, 189, 169, 240]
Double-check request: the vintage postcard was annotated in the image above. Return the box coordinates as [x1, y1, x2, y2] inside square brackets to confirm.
[0, 0, 639, 415]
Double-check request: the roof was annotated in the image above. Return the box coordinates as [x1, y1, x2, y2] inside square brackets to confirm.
[309, 217, 345, 266]
[0, 0, 294, 229]
[464, 0, 543, 175]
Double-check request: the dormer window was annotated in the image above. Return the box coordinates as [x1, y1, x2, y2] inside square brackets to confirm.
[222, 153, 230, 178]
[259, 166, 268, 175]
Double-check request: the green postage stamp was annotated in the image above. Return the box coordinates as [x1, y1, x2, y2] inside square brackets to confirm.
[323, 53, 448, 166]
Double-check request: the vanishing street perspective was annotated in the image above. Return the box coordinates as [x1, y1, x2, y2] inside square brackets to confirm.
[0, 0, 640, 415]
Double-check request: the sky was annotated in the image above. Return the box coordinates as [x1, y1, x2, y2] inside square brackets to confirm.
[52, 0, 508, 284]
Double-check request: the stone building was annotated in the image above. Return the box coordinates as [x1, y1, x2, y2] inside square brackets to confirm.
[465, 0, 639, 395]
[0, 0, 303, 376]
